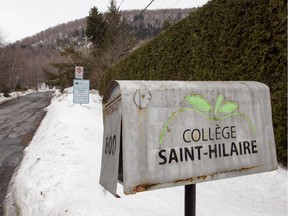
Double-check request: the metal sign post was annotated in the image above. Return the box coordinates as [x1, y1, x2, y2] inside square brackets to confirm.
[185, 184, 196, 216]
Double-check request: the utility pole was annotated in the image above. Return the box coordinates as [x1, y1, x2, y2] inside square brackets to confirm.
[80, 35, 93, 55]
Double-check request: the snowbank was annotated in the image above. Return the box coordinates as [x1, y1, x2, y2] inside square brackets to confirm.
[4, 88, 287, 216]
[0, 90, 37, 105]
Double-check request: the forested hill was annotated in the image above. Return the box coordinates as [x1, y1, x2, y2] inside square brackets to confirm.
[99, 0, 287, 165]
[0, 8, 193, 92]
[16, 8, 194, 46]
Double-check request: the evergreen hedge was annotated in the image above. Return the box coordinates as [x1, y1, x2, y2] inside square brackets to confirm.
[99, 0, 287, 165]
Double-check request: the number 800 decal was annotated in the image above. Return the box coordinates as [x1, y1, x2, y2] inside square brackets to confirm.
[105, 135, 116, 155]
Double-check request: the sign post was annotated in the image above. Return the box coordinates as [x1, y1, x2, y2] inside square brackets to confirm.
[185, 184, 196, 216]
[73, 66, 89, 104]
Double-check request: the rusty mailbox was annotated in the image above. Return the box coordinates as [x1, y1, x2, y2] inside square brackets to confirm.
[99, 81, 277, 197]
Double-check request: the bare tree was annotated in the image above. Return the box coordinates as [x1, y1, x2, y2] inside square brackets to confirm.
[0, 29, 7, 91]
[0, 29, 5, 61]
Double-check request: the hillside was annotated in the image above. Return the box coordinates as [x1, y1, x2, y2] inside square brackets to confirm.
[99, 0, 287, 165]
[0, 8, 194, 92]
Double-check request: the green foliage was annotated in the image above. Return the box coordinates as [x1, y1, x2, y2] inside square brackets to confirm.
[44, 45, 93, 91]
[132, 23, 162, 40]
[105, 0, 122, 40]
[14, 82, 27, 91]
[49, 62, 75, 92]
[86, 7, 107, 49]
[89, 1, 137, 88]
[162, 20, 171, 31]
[2, 86, 10, 98]
[99, 0, 287, 165]
[46, 3, 136, 92]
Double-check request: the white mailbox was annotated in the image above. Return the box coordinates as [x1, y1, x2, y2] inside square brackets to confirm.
[99, 81, 277, 197]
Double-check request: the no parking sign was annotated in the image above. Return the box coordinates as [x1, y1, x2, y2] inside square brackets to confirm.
[75, 66, 84, 79]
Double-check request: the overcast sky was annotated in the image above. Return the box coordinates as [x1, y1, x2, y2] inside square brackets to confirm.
[0, 0, 208, 43]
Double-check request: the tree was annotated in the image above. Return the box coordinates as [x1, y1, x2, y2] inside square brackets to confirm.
[100, 0, 136, 65]
[99, 0, 287, 165]
[105, 0, 122, 42]
[84, 1, 136, 89]
[0, 29, 5, 46]
[86, 7, 107, 49]
[47, 2, 137, 91]
[0, 30, 5, 64]
[45, 45, 93, 91]
[0, 30, 6, 92]
[162, 20, 171, 30]
[46, 7, 106, 91]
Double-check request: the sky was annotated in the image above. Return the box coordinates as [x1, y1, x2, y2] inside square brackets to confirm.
[0, 0, 208, 44]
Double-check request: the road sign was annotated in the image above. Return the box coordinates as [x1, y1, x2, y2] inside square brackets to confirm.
[75, 66, 84, 79]
[73, 80, 89, 104]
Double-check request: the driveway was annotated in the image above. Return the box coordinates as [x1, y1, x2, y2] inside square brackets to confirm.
[0, 91, 52, 215]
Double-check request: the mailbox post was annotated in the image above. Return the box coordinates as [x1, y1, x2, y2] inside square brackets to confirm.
[100, 81, 277, 214]
[185, 184, 196, 216]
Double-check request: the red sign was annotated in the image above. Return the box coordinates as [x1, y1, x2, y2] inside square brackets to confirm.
[75, 66, 84, 79]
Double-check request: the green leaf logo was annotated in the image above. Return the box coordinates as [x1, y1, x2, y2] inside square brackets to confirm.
[185, 94, 212, 112]
[214, 94, 224, 115]
[159, 93, 256, 145]
[219, 101, 239, 113]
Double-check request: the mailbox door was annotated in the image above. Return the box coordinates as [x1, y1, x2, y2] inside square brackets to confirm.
[99, 96, 121, 196]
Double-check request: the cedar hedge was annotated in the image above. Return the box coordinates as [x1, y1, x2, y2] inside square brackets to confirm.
[99, 0, 287, 165]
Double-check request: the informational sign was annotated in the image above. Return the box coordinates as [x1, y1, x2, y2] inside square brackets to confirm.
[100, 96, 121, 196]
[75, 66, 84, 79]
[99, 81, 277, 196]
[73, 79, 90, 104]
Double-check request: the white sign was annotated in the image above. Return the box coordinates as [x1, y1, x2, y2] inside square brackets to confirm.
[100, 81, 277, 196]
[75, 66, 84, 79]
[73, 79, 90, 104]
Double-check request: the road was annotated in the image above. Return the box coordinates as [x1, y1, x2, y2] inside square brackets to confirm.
[0, 92, 52, 215]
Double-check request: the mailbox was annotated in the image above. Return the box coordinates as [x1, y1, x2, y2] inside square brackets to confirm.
[99, 81, 277, 197]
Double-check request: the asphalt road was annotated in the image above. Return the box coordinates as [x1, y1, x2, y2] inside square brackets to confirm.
[0, 91, 52, 215]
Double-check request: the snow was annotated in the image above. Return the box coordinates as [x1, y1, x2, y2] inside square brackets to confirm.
[0, 90, 37, 105]
[0, 86, 51, 104]
[4, 88, 288, 216]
